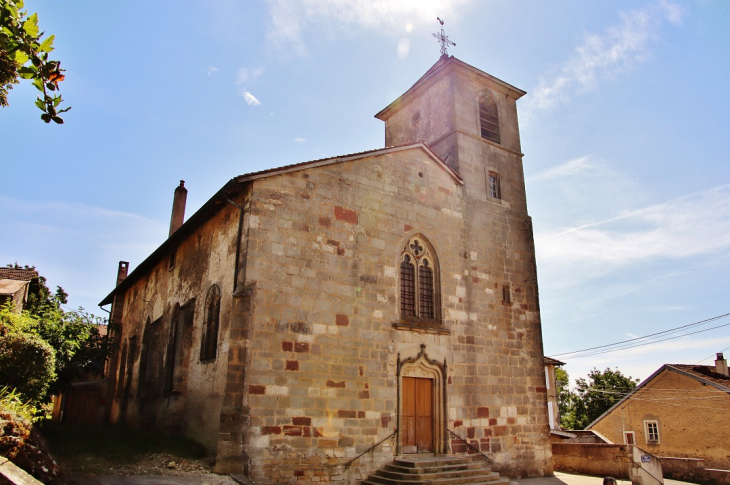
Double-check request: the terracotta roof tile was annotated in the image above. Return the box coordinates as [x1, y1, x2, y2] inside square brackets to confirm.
[668, 364, 730, 389]
[0, 268, 38, 282]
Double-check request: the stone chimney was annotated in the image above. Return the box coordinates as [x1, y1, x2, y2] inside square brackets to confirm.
[116, 261, 129, 286]
[169, 180, 188, 237]
[715, 353, 728, 377]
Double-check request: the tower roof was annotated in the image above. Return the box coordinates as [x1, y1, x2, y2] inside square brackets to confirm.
[375, 56, 526, 122]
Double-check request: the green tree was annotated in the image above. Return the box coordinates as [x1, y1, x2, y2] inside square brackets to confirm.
[0, 0, 70, 123]
[569, 367, 639, 429]
[0, 266, 114, 404]
[555, 367, 575, 429]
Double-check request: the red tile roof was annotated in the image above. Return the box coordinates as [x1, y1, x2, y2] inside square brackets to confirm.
[668, 364, 730, 389]
[0, 267, 38, 282]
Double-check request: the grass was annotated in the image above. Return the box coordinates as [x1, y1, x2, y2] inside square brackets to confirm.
[39, 421, 209, 474]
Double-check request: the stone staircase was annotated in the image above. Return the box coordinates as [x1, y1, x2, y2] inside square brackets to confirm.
[362, 454, 510, 485]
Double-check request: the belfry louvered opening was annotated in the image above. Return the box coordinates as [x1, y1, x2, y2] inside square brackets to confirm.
[400, 235, 440, 322]
[479, 95, 501, 144]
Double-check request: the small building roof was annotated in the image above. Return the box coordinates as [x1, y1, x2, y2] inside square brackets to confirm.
[0, 267, 37, 282]
[544, 356, 566, 366]
[0, 279, 28, 296]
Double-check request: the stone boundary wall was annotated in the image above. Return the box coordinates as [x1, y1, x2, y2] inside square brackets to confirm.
[552, 443, 632, 478]
[659, 456, 730, 485]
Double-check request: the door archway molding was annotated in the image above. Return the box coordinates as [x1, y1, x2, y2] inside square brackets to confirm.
[397, 344, 448, 455]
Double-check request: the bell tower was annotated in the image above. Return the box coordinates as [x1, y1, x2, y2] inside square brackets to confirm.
[375, 56, 528, 214]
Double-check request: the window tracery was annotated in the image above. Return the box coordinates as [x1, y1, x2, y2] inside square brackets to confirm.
[400, 236, 439, 322]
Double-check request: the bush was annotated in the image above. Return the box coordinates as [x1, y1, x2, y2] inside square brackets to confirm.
[0, 331, 56, 403]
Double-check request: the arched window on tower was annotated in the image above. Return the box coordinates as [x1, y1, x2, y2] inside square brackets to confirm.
[400, 235, 440, 323]
[479, 95, 501, 144]
[201, 285, 221, 361]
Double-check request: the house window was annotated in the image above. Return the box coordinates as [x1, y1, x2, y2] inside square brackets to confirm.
[488, 172, 501, 200]
[644, 421, 660, 444]
[400, 235, 439, 322]
[479, 95, 501, 144]
[624, 431, 635, 445]
[201, 285, 221, 361]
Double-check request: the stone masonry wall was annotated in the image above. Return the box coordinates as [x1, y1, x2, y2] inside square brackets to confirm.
[241, 146, 551, 483]
[591, 369, 730, 469]
[109, 200, 242, 451]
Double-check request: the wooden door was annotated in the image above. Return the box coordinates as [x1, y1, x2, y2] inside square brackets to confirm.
[402, 377, 433, 453]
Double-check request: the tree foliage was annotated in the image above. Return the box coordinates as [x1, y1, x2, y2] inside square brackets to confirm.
[0, 0, 70, 123]
[0, 266, 114, 405]
[558, 367, 640, 430]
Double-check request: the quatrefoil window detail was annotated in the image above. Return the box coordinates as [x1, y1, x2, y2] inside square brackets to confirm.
[400, 235, 440, 322]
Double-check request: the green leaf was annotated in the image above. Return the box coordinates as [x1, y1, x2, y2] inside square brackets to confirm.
[12, 49, 29, 65]
[52, 96, 61, 107]
[23, 12, 38, 38]
[38, 34, 54, 52]
[34, 98, 44, 109]
[18, 66, 36, 79]
[45, 82, 56, 91]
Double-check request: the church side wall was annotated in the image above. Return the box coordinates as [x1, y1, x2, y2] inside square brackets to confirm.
[240, 147, 550, 484]
[108, 200, 242, 451]
[590, 370, 730, 469]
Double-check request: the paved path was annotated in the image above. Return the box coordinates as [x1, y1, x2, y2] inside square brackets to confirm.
[517, 471, 698, 485]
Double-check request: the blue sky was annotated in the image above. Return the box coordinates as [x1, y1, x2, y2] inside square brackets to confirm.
[2, 0, 729, 384]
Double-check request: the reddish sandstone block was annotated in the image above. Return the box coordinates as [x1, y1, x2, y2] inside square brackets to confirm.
[535, 387, 546, 393]
[262, 426, 281, 435]
[318, 217, 331, 227]
[282, 341, 293, 352]
[466, 336, 475, 345]
[404, 224, 413, 232]
[381, 416, 391, 428]
[507, 417, 516, 425]
[467, 427, 475, 439]
[249, 385, 266, 395]
[286, 360, 299, 371]
[489, 418, 497, 426]
[292, 417, 311, 426]
[284, 426, 302, 436]
[295, 342, 310, 353]
[314, 428, 324, 437]
[327, 380, 346, 388]
[334, 206, 358, 224]
[338, 410, 356, 418]
[477, 407, 490, 418]
[357, 411, 365, 418]
[358, 390, 370, 399]
[335, 314, 349, 326]
[454, 420, 463, 428]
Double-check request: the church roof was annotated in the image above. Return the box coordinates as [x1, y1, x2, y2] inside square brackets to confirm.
[375, 55, 526, 121]
[234, 143, 463, 186]
[99, 143, 461, 306]
[0, 267, 37, 282]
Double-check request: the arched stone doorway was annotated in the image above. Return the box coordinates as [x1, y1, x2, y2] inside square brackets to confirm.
[397, 344, 447, 455]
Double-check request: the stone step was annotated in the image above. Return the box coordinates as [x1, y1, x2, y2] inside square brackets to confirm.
[376, 467, 495, 482]
[361, 455, 505, 485]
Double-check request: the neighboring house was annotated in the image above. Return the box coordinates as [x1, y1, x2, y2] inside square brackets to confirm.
[544, 356, 565, 432]
[98, 55, 553, 484]
[588, 353, 730, 469]
[0, 267, 37, 313]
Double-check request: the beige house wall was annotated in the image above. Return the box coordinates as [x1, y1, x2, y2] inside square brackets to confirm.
[590, 368, 730, 469]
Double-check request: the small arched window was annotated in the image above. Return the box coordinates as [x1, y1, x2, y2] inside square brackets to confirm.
[201, 285, 221, 361]
[400, 235, 440, 322]
[479, 95, 501, 144]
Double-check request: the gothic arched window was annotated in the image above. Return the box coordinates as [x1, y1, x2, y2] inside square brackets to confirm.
[400, 236, 440, 322]
[201, 285, 221, 361]
[479, 95, 501, 144]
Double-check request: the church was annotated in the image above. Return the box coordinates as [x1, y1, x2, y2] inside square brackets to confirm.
[99, 53, 553, 483]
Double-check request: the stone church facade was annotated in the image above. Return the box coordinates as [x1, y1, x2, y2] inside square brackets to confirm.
[100, 55, 553, 483]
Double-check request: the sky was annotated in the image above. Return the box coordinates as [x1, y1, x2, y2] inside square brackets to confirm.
[2, 0, 729, 385]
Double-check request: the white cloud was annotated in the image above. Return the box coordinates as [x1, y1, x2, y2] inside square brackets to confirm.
[265, 0, 471, 56]
[521, 1, 684, 123]
[294, 137, 306, 143]
[205, 65, 218, 76]
[535, 183, 730, 283]
[237, 67, 265, 84]
[241, 91, 262, 106]
[528, 156, 596, 182]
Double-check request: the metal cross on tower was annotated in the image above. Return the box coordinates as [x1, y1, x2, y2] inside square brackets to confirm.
[432, 17, 455, 57]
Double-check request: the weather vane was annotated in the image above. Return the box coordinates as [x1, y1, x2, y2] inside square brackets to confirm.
[432, 17, 455, 57]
